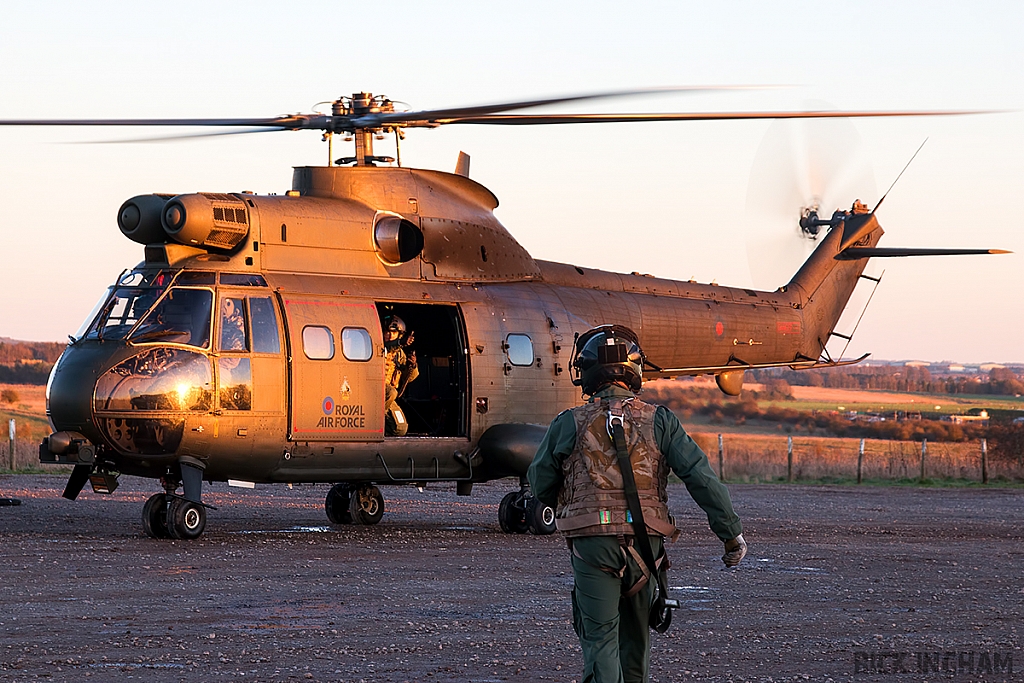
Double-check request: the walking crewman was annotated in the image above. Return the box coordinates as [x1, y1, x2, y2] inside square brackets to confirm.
[528, 324, 746, 683]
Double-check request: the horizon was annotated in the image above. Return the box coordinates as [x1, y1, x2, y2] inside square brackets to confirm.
[2, 333, 1021, 369]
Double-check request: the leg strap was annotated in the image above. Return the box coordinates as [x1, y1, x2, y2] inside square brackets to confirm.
[623, 541, 665, 598]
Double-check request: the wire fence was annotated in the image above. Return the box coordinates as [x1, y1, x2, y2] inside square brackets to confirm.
[4, 433, 1022, 483]
[0, 438, 54, 472]
[690, 432, 1023, 483]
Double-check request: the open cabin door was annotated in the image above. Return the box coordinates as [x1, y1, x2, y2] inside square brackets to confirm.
[282, 296, 384, 442]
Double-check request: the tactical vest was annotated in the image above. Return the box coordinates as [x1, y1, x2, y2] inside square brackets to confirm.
[555, 397, 678, 539]
[383, 343, 405, 387]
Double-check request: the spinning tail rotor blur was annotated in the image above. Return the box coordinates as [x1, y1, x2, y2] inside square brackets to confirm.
[744, 111, 877, 291]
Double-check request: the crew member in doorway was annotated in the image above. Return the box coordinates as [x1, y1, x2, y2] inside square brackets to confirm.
[383, 315, 418, 434]
[528, 324, 746, 683]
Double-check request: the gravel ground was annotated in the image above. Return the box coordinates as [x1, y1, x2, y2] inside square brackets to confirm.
[0, 475, 1020, 682]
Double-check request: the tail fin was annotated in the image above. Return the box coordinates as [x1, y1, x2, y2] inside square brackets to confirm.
[787, 211, 883, 359]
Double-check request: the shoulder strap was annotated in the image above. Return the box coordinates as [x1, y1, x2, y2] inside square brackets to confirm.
[608, 413, 659, 576]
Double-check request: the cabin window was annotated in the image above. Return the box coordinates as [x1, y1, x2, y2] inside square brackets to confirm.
[218, 357, 252, 411]
[506, 334, 535, 367]
[341, 327, 373, 362]
[249, 297, 281, 354]
[302, 326, 334, 360]
[218, 297, 249, 352]
[128, 288, 213, 349]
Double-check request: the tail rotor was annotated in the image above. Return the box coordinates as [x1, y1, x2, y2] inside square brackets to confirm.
[744, 108, 877, 290]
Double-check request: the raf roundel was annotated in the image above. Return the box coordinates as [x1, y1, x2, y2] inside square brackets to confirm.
[322, 397, 335, 415]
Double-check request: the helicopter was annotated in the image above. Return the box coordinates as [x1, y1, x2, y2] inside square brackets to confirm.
[4, 89, 1006, 540]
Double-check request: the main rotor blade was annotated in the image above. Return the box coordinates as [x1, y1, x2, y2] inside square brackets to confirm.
[0, 116, 317, 128]
[375, 86, 761, 125]
[76, 127, 292, 144]
[425, 110, 984, 125]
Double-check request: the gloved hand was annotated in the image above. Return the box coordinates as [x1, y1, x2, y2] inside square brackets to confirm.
[722, 534, 747, 567]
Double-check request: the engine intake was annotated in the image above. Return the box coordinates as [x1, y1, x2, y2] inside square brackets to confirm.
[118, 194, 174, 245]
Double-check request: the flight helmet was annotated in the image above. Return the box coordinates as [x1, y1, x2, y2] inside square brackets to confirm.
[570, 324, 645, 395]
[383, 314, 406, 336]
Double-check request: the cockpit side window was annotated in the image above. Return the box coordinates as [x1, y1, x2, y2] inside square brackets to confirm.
[82, 270, 175, 341]
[129, 288, 213, 348]
[218, 297, 249, 352]
[249, 297, 281, 354]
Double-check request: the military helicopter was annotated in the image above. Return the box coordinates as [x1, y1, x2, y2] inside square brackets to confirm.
[4, 89, 1006, 540]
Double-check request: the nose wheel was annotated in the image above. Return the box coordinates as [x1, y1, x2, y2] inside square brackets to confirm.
[142, 492, 208, 539]
[141, 461, 209, 539]
[167, 498, 207, 539]
[142, 493, 170, 538]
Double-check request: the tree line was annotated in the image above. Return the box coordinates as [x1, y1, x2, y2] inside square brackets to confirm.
[0, 341, 66, 384]
[749, 365, 1024, 396]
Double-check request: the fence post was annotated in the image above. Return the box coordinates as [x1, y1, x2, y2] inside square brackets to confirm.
[919, 438, 927, 482]
[857, 438, 865, 484]
[981, 438, 988, 484]
[717, 434, 724, 482]
[787, 435, 793, 482]
[7, 418, 14, 472]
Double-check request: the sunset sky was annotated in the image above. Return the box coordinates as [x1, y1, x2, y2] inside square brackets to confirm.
[1, 1, 1021, 364]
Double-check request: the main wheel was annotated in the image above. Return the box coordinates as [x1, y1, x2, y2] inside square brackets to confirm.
[498, 491, 528, 534]
[166, 498, 207, 540]
[526, 498, 557, 535]
[325, 484, 353, 524]
[349, 485, 384, 525]
[142, 493, 170, 539]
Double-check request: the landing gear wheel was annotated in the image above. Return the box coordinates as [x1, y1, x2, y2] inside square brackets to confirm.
[498, 491, 528, 534]
[349, 485, 384, 525]
[526, 498, 556, 535]
[325, 484, 353, 524]
[166, 498, 207, 540]
[142, 493, 170, 539]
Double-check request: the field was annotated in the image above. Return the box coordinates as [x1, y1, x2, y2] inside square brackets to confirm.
[0, 384, 51, 470]
[648, 378, 1024, 414]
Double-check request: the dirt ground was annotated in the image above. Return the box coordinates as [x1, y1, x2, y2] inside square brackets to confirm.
[0, 476, 1020, 683]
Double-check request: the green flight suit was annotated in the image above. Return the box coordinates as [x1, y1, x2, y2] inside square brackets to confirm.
[528, 385, 742, 683]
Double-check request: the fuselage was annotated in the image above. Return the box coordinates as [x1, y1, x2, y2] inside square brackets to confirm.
[44, 164, 879, 487]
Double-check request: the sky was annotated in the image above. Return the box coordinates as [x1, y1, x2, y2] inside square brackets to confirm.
[0, 1, 1021, 364]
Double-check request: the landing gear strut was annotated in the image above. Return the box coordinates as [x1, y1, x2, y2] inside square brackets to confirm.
[498, 480, 555, 535]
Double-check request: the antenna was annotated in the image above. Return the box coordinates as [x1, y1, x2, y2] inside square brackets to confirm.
[872, 138, 928, 214]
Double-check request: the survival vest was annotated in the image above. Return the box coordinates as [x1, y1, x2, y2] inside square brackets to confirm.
[555, 396, 678, 539]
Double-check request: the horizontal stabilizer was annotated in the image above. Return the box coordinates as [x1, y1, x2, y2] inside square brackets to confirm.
[836, 247, 1011, 260]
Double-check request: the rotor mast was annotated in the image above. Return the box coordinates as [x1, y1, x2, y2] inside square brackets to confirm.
[332, 92, 397, 167]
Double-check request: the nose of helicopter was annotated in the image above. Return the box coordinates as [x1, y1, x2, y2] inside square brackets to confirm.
[46, 341, 119, 446]
[44, 341, 204, 471]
